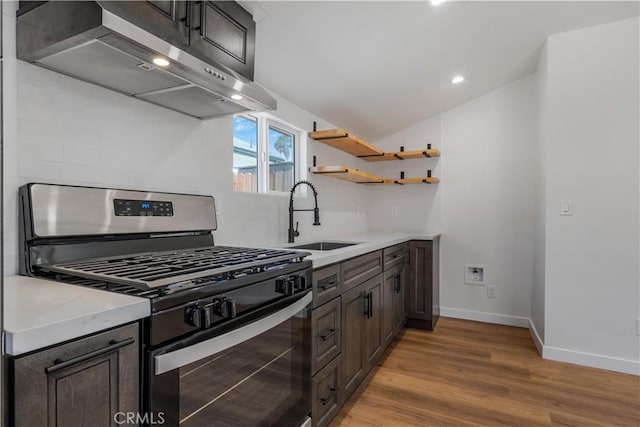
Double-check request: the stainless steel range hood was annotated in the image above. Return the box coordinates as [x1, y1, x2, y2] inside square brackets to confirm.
[17, 1, 276, 119]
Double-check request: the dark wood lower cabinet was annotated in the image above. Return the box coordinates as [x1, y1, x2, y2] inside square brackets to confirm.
[10, 323, 139, 427]
[383, 264, 406, 347]
[312, 240, 436, 425]
[311, 355, 341, 427]
[362, 275, 383, 373]
[340, 284, 366, 401]
[407, 238, 440, 330]
[340, 274, 384, 402]
[312, 297, 341, 375]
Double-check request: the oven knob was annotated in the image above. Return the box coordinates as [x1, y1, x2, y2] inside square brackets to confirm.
[212, 298, 237, 319]
[293, 274, 307, 291]
[276, 276, 295, 296]
[185, 306, 203, 328]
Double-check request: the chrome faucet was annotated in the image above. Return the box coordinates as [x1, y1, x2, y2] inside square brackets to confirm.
[288, 180, 321, 243]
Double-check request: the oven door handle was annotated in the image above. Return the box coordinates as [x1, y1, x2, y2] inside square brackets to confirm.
[154, 292, 312, 375]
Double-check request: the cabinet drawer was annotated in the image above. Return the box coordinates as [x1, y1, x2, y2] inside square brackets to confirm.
[383, 243, 407, 270]
[312, 264, 342, 308]
[312, 297, 342, 374]
[343, 251, 383, 291]
[312, 355, 342, 427]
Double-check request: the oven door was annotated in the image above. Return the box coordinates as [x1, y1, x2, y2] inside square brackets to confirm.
[147, 291, 312, 427]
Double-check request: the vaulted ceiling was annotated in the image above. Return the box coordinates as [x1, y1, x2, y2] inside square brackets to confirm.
[251, 1, 639, 142]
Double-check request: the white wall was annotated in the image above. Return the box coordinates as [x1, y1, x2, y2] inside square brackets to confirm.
[439, 75, 537, 325]
[367, 75, 538, 326]
[1, 1, 368, 276]
[366, 116, 442, 235]
[531, 42, 549, 345]
[541, 17, 639, 373]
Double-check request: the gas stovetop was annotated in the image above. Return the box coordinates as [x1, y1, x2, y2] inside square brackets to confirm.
[36, 246, 307, 292]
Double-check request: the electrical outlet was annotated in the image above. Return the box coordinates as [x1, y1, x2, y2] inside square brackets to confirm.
[636, 319, 640, 336]
[391, 206, 398, 216]
[487, 285, 496, 298]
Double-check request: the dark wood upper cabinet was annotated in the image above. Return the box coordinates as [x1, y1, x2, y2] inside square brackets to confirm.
[102, 1, 190, 48]
[190, 1, 256, 80]
[407, 238, 440, 331]
[10, 323, 140, 427]
[29, 0, 258, 80]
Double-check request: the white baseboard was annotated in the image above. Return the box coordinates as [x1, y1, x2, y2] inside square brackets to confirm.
[543, 346, 640, 376]
[528, 318, 544, 355]
[439, 307, 530, 328]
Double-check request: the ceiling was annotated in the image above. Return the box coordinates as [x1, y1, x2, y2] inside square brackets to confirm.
[251, 1, 639, 142]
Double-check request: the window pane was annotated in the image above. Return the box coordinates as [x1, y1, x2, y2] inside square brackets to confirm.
[233, 116, 258, 192]
[268, 125, 295, 192]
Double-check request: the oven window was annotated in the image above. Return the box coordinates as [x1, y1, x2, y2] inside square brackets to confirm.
[151, 310, 310, 427]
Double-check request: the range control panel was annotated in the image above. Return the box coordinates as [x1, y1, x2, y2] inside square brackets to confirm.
[114, 199, 174, 217]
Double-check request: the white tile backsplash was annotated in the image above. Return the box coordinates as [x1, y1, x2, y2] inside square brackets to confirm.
[3, 58, 369, 275]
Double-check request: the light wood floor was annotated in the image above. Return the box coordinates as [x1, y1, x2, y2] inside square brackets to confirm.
[331, 317, 640, 427]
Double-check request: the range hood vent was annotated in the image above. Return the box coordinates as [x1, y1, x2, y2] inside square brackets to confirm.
[17, 1, 276, 119]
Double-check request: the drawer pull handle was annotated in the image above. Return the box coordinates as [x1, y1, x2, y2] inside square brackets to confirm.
[45, 337, 135, 374]
[392, 253, 403, 259]
[320, 387, 337, 405]
[320, 328, 337, 341]
[319, 279, 337, 291]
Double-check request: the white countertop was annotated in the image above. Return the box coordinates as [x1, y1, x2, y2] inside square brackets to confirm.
[277, 232, 438, 268]
[3, 275, 150, 356]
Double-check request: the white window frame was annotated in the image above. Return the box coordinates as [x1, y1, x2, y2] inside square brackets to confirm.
[233, 112, 307, 196]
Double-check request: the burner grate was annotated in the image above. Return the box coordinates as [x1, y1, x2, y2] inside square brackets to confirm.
[37, 246, 307, 290]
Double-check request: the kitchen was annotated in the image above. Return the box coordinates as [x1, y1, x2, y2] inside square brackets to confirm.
[1, 0, 639, 426]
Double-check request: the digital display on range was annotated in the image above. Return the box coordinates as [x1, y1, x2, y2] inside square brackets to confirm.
[114, 199, 174, 217]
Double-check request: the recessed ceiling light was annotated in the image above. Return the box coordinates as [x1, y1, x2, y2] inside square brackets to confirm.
[231, 94, 244, 101]
[451, 75, 465, 84]
[152, 57, 170, 67]
[431, 0, 447, 6]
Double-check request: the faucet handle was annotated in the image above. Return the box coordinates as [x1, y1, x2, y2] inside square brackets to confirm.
[294, 221, 300, 237]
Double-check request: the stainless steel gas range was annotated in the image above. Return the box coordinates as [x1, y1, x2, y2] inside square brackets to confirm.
[19, 183, 313, 427]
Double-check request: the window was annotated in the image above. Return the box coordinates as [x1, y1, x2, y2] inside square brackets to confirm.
[233, 114, 304, 194]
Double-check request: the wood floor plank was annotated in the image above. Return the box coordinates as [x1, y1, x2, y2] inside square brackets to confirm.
[331, 317, 640, 427]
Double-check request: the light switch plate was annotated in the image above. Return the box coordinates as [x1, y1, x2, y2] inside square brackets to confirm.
[560, 199, 573, 216]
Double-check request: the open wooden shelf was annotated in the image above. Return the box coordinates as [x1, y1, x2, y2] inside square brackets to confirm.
[309, 128, 439, 161]
[309, 165, 386, 184]
[359, 148, 440, 162]
[308, 129, 383, 157]
[311, 165, 439, 185]
[392, 177, 440, 185]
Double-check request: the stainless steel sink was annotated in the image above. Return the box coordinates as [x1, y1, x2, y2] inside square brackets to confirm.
[288, 241, 359, 251]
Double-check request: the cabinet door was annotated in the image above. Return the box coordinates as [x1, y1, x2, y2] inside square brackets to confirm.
[383, 265, 406, 347]
[341, 283, 366, 401]
[407, 239, 439, 330]
[394, 266, 407, 331]
[190, 1, 256, 80]
[102, 1, 189, 48]
[363, 274, 383, 373]
[382, 267, 398, 347]
[12, 323, 139, 427]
